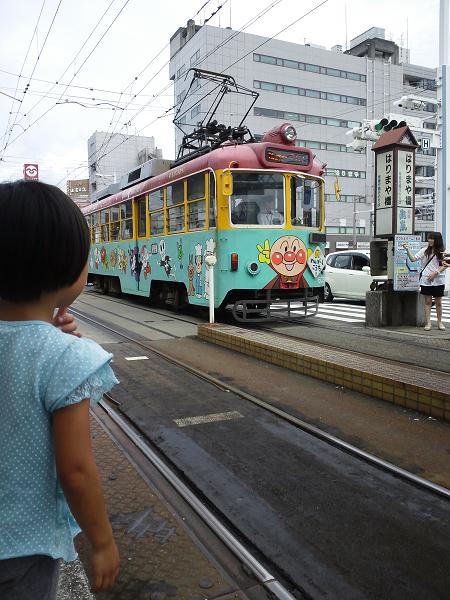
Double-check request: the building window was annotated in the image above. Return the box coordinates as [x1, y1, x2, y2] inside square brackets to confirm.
[253, 80, 365, 106]
[191, 104, 201, 118]
[260, 54, 277, 65]
[326, 226, 366, 234]
[326, 67, 341, 77]
[253, 53, 366, 81]
[176, 91, 185, 106]
[254, 106, 361, 130]
[190, 49, 200, 66]
[176, 64, 186, 79]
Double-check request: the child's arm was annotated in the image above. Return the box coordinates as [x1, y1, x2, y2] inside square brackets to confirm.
[53, 399, 120, 592]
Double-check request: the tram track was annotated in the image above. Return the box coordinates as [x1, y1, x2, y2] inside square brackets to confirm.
[81, 291, 450, 371]
[95, 396, 297, 600]
[71, 304, 450, 501]
[72, 303, 450, 599]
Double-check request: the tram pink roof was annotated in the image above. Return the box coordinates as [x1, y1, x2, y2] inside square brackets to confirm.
[83, 142, 325, 215]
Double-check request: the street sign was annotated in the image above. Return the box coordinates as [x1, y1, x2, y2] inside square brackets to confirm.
[23, 164, 39, 180]
[372, 127, 419, 238]
[421, 137, 431, 150]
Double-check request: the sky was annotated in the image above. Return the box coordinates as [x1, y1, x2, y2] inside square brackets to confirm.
[0, 0, 442, 188]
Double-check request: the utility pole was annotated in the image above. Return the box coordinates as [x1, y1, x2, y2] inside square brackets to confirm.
[352, 197, 357, 248]
[437, 0, 450, 285]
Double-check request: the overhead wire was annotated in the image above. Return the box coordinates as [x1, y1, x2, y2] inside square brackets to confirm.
[93, 0, 282, 169]
[57, 0, 332, 187]
[94, 0, 230, 167]
[1, 0, 63, 159]
[0, 0, 47, 150]
[1, 0, 132, 158]
[6, 0, 118, 137]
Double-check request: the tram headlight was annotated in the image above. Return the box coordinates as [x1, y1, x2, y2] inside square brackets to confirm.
[247, 262, 260, 275]
[281, 124, 297, 143]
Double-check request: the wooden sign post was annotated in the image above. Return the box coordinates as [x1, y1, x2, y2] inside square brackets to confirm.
[372, 126, 419, 238]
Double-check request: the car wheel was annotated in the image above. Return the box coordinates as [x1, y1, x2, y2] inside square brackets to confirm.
[324, 282, 333, 302]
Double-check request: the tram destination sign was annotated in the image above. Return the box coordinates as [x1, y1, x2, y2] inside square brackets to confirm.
[265, 148, 310, 166]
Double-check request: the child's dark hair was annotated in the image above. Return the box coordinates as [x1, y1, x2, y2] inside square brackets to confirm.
[0, 180, 90, 302]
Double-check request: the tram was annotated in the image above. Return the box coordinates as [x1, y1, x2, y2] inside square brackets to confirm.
[83, 70, 326, 320]
[83, 122, 327, 321]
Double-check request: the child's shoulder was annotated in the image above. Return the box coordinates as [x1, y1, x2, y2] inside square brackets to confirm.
[48, 329, 112, 369]
[44, 332, 115, 411]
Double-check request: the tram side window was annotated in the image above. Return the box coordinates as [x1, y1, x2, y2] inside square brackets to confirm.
[111, 206, 120, 241]
[167, 182, 185, 233]
[93, 212, 101, 243]
[149, 189, 164, 235]
[120, 200, 133, 239]
[209, 174, 216, 228]
[87, 215, 94, 244]
[166, 181, 184, 206]
[101, 209, 110, 242]
[187, 173, 206, 231]
[137, 195, 147, 237]
[291, 176, 321, 228]
[168, 204, 185, 233]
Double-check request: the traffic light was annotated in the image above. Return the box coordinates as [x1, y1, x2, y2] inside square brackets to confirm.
[367, 117, 407, 133]
[346, 139, 367, 152]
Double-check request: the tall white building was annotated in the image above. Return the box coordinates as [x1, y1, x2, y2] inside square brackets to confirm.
[169, 22, 437, 251]
[88, 131, 162, 197]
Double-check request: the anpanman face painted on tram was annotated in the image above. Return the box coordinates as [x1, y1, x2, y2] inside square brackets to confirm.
[269, 236, 307, 278]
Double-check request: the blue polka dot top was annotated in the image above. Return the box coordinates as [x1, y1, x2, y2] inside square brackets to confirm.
[0, 320, 118, 562]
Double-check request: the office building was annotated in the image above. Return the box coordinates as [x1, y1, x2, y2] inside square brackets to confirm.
[88, 131, 163, 197]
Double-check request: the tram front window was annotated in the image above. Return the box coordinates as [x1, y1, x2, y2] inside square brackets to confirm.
[230, 172, 284, 226]
[291, 176, 322, 228]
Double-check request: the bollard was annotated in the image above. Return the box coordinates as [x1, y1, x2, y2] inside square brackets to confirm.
[205, 254, 217, 324]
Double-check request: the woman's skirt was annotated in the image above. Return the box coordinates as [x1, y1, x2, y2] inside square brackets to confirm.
[420, 284, 445, 297]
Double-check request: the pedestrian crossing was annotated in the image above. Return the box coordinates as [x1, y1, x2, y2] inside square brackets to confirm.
[272, 297, 450, 325]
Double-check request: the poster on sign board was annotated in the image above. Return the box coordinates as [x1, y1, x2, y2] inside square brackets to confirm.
[393, 235, 422, 291]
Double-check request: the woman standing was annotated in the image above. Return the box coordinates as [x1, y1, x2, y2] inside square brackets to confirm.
[403, 232, 448, 331]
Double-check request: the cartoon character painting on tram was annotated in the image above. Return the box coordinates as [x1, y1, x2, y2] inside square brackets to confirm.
[83, 123, 327, 320]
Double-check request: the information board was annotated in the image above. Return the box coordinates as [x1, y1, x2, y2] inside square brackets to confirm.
[393, 235, 423, 291]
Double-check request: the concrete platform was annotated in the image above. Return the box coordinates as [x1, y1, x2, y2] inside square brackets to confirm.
[198, 324, 450, 423]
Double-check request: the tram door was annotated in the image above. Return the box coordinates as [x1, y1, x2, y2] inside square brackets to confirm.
[134, 195, 148, 291]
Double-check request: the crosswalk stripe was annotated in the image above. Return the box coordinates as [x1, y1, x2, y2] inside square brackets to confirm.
[314, 313, 364, 323]
[318, 307, 366, 318]
[320, 304, 366, 314]
[272, 297, 450, 324]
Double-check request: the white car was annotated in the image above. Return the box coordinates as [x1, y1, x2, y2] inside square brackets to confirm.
[324, 250, 382, 302]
